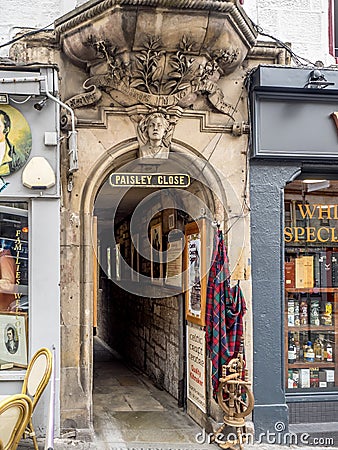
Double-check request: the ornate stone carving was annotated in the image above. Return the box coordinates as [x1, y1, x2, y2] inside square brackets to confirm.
[55, 0, 257, 64]
[133, 109, 179, 159]
[58, 1, 257, 134]
[66, 36, 239, 120]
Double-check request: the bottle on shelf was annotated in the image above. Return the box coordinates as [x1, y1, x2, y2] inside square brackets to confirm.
[326, 341, 333, 362]
[305, 341, 314, 362]
[288, 297, 295, 326]
[288, 334, 296, 364]
[294, 300, 300, 327]
[314, 338, 324, 361]
[300, 298, 308, 325]
[299, 339, 304, 360]
[303, 341, 308, 361]
[321, 301, 333, 326]
[310, 298, 320, 326]
[288, 370, 294, 388]
[294, 338, 300, 361]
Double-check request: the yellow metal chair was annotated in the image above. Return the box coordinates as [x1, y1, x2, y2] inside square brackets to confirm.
[22, 347, 53, 450]
[0, 394, 32, 450]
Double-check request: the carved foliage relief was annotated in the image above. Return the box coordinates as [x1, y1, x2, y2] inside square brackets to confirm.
[66, 35, 239, 120]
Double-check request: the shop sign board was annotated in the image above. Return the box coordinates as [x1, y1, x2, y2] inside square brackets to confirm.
[187, 324, 206, 413]
[250, 66, 338, 159]
[109, 173, 190, 187]
[284, 202, 338, 243]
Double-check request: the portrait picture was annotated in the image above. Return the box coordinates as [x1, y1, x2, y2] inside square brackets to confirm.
[5, 324, 19, 354]
[0, 312, 28, 366]
[0, 105, 32, 177]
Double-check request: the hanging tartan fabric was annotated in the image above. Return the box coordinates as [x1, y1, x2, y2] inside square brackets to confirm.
[205, 228, 246, 399]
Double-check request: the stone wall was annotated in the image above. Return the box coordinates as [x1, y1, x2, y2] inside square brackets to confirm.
[0, 1, 76, 57]
[97, 279, 181, 399]
[0, 0, 332, 66]
[243, 0, 334, 66]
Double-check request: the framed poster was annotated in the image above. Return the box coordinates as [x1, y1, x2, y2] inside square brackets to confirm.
[151, 223, 163, 284]
[184, 220, 207, 326]
[0, 311, 28, 367]
[165, 238, 183, 287]
[168, 213, 175, 230]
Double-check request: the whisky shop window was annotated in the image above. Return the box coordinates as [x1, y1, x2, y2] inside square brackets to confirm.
[284, 180, 338, 391]
[0, 202, 28, 370]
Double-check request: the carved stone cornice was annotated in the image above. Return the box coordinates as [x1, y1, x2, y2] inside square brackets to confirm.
[55, 0, 256, 49]
[248, 41, 291, 65]
[70, 105, 247, 135]
[55, 0, 257, 73]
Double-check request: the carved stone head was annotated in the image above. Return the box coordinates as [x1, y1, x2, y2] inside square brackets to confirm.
[137, 112, 172, 159]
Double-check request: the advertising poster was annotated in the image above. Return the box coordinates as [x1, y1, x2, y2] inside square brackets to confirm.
[187, 324, 206, 413]
[187, 234, 201, 316]
[165, 239, 183, 287]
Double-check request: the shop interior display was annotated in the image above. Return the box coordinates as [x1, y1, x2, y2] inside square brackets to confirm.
[284, 181, 338, 391]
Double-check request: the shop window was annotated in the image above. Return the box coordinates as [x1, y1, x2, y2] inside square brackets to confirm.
[0, 202, 28, 369]
[284, 180, 338, 391]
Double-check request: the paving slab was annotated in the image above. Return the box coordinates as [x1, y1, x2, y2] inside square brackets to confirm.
[17, 338, 338, 450]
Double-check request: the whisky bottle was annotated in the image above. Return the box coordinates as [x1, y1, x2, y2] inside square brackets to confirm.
[303, 342, 308, 361]
[310, 298, 320, 326]
[288, 298, 295, 326]
[288, 336, 296, 364]
[314, 338, 323, 361]
[294, 339, 300, 361]
[300, 298, 308, 325]
[326, 342, 333, 362]
[305, 341, 315, 362]
[321, 302, 333, 326]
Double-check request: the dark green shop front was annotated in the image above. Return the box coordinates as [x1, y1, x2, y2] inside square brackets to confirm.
[249, 65, 338, 437]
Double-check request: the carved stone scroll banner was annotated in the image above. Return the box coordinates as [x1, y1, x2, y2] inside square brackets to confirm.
[66, 83, 102, 109]
[66, 74, 237, 120]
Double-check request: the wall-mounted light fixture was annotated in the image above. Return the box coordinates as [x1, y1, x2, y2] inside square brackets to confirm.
[33, 97, 48, 111]
[304, 70, 335, 89]
[303, 179, 331, 192]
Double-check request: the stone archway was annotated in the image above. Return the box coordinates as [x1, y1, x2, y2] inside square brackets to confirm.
[73, 138, 228, 430]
